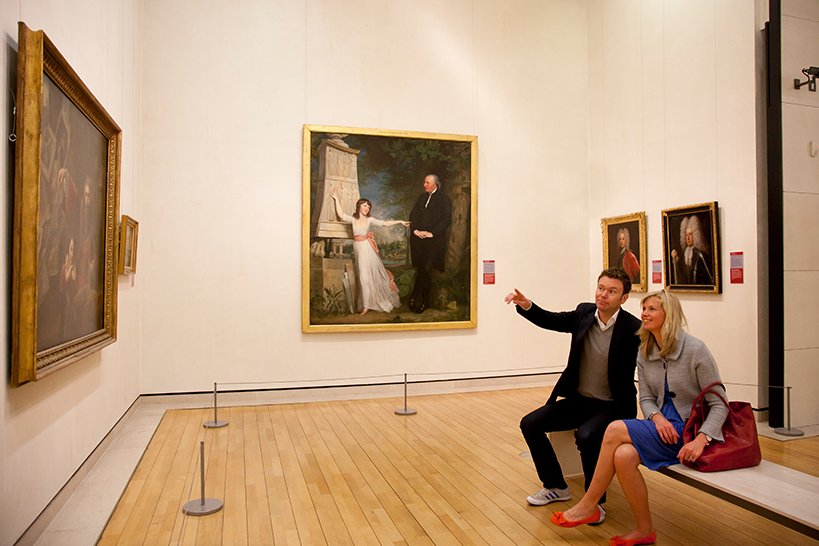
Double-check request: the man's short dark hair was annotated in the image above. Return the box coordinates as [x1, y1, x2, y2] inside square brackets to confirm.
[598, 267, 632, 294]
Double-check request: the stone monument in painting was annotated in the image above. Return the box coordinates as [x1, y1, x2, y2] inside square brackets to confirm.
[311, 134, 360, 239]
[309, 135, 360, 314]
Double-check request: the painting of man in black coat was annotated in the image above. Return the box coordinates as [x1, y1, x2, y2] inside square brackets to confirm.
[408, 174, 451, 313]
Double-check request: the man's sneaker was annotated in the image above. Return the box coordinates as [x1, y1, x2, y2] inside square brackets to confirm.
[589, 504, 606, 526]
[526, 487, 571, 506]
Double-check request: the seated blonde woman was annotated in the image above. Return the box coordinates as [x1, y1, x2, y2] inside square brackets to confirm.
[550, 289, 728, 546]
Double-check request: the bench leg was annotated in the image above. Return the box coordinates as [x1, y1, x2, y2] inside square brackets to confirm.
[548, 430, 583, 477]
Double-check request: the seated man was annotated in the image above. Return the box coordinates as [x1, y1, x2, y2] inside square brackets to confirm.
[504, 268, 640, 519]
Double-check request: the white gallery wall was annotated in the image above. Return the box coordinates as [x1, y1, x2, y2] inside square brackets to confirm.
[0, 1, 143, 544]
[781, 0, 819, 426]
[138, 0, 594, 393]
[586, 0, 762, 406]
[138, 0, 771, 400]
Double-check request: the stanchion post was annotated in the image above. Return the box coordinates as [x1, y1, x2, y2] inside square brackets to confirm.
[394, 373, 417, 416]
[774, 385, 805, 437]
[203, 382, 228, 428]
[182, 441, 224, 516]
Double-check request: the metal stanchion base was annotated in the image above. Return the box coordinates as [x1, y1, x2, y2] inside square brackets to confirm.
[183, 498, 224, 516]
[774, 427, 805, 437]
[394, 408, 417, 416]
[203, 420, 228, 428]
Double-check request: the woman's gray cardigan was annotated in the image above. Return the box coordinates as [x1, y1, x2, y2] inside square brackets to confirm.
[637, 331, 728, 442]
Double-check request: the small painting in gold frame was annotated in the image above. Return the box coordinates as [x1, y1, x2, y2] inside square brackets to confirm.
[118, 215, 138, 275]
[601, 211, 647, 292]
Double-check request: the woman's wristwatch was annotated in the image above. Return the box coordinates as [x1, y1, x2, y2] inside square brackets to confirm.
[699, 432, 712, 444]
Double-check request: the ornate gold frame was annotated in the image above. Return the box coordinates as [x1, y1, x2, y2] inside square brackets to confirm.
[601, 211, 648, 292]
[661, 201, 722, 294]
[11, 23, 121, 386]
[302, 124, 477, 333]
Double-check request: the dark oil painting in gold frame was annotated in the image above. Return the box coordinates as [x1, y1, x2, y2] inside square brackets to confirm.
[662, 201, 721, 294]
[302, 125, 477, 333]
[11, 23, 121, 386]
[601, 211, 647, 292]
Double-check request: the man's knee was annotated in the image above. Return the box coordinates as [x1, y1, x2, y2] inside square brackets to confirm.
[520, 405, 557, 436]
[520, 411, 539, 435]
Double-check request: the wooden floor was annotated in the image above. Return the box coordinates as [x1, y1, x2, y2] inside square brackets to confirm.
[99, 388, 819, 545]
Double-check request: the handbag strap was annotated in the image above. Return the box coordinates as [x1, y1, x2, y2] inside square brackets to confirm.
[692, 381, 730, 415]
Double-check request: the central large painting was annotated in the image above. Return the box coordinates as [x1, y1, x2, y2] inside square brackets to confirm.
[302, 125, 477, 333]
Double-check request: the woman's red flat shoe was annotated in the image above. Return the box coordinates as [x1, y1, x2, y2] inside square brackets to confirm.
[608, 531, 656, 546]
[550, 506, 604, 528]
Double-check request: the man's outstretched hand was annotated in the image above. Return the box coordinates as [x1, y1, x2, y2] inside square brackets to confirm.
[504, 288, 532, 310]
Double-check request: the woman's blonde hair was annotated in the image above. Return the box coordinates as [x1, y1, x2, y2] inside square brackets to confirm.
[638, 289, 687, 357]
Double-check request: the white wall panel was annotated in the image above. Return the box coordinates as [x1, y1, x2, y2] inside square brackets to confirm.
[783, 271, 819, 351]
[783, 0, 819, 20]
[782, 0, 819, 428]
[663, 2, 719, 206]
[587, 0, 761, 392]
[784, 348, 819, 428]
[782, 103, 819, 194]
[783, 193, 819, 271]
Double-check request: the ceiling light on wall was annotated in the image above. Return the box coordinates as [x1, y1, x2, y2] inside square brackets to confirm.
[794, 66, 818, 92]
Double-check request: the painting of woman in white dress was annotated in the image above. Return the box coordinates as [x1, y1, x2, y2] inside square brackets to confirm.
[331, 191, 409, 315]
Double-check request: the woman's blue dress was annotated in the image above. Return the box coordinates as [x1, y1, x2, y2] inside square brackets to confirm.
[624, 380, 685, 470]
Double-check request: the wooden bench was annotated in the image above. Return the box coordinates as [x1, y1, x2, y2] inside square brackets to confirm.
[548, 431, 819, 539]
[661, 461, 819, 539]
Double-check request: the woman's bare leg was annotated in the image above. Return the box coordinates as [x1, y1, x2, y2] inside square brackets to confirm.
[613, 444, 654, 538]
[560, 420, 633, 520]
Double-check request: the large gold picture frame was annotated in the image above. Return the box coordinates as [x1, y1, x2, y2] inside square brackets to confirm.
[11, 23, 121, 386]
[302, 125, 477, 333]
[601, 211, 648, 292]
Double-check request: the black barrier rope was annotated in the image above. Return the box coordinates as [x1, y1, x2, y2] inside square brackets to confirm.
[213, 365, 562, 389]
[204, 367, 560, 425]
[202, 373, 810, 437]
[400, 365, 565, 378]
[216, 373, 403, 387]
[719, 383, 804, 435]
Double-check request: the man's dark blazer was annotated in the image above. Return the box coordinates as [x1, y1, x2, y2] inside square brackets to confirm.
[517, 302, 641, 418]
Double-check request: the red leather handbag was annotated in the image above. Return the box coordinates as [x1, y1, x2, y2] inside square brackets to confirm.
[682, 381, 762, 472]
